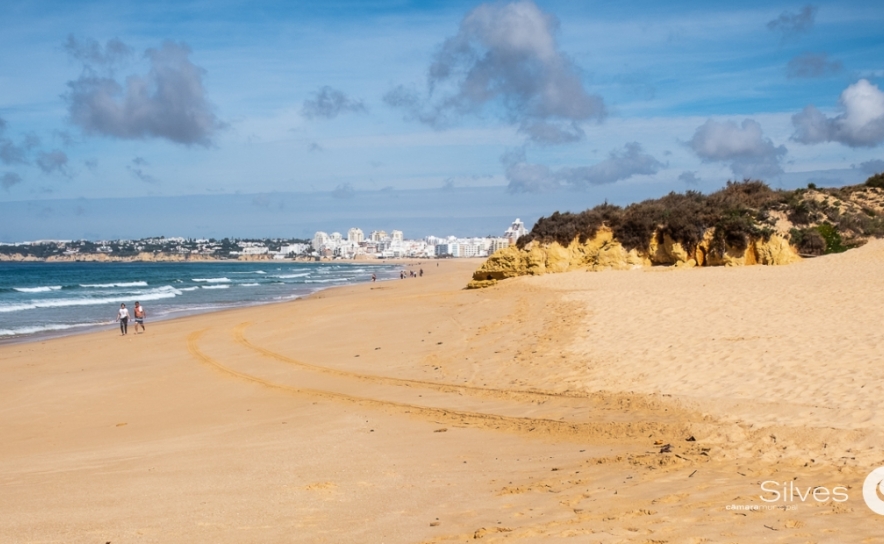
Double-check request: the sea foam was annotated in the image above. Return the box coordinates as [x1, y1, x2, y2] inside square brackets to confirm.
[81, 281, 148, 288]
[13, 286, 62, 293]
[0, 286, 181, 313]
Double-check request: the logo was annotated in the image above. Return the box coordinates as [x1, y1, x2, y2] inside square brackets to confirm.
[863, 467, 884, 515]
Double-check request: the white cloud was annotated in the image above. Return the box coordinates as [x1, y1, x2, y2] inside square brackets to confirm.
[791, 79, 884, 148]
[385, 0, 604, 144]
[504, 142, 663, 192]
[65, 40, 224, 146]
[689, 118, 786, 178]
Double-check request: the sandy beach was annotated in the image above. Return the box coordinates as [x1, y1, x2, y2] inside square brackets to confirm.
[3, 248, 884, 543]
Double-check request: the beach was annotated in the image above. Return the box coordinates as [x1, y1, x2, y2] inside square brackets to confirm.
[2, 248, 884, 542]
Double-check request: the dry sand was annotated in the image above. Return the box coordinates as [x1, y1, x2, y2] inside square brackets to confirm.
[2, 247, 884, 542]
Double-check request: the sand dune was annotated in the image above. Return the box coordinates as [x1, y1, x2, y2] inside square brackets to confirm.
[2, 251, 884, 542]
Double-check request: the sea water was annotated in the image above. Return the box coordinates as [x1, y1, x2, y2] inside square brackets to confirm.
[0, 261, 400, 341]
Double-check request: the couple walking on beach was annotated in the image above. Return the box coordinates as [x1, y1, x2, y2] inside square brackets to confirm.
[115, 302, 146, 335]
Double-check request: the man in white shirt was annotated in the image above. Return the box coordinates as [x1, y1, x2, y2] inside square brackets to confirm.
[116, 303, 129, 335]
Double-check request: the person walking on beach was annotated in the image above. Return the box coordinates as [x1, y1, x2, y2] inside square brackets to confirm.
[419, 268, 423, 277]
[116, 303, 129, 335]
[133, 301, 146, 334]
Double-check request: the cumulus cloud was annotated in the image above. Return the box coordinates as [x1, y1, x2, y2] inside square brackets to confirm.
[64, 40, 223, 146]
[332, 182, 355, 199]
[36, 150, 69, 176]
[384, 0, 604, 144]
[786, 52, 842, 79]
[503, 142, 662, 193]
[501, 148, 558, 192]
[1, 172, 22, 191]
[302, 86, 366, 120]
[767, 5, 817, 37]
[679, 171, 701, 185]
[791, 80, 884, 148]
[689, 119, 787, 178]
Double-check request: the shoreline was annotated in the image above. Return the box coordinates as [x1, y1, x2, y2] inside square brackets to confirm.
[0, 278, 377, 346]
[0, 282, 360, 347]
[0, 259, 481, 346]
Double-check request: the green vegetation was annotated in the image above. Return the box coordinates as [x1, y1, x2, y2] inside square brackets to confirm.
[518, 176, 884, 258]
[867, 172, 884, 190]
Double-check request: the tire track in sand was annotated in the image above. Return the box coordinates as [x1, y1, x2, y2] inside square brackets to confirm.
[232, 321, 667, 413]
[188, 329, 689, 442]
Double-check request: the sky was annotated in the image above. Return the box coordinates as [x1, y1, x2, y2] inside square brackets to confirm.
[1, 0, 883, 241]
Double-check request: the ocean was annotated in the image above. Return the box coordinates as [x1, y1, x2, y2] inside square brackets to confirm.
[0, 261, 400, 342]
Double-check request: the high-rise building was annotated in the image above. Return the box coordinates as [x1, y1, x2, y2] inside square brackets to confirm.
[391, 230, 404, 242]
[504, 219, 528, 244]
[370, 230, 388, 242]
[311, 231, 330, 250]
[347, 228, 364, 243]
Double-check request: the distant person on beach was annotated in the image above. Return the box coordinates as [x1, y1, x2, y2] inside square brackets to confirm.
[133, 301, 146, 333]
[419, 268, 423, 277]
[400, 271, 405, 280]
[116, 303, 129, 335]
[371, 273, 376, 282]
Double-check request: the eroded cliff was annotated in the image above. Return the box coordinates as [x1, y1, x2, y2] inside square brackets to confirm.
[467, 228, 799, 288]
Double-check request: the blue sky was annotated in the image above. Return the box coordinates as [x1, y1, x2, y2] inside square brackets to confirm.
[1, 0, 883, 240]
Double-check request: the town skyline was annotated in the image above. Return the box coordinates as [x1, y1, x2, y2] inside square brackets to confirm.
[0, 218, 530, 260]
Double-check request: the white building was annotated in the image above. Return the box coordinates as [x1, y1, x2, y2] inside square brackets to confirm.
[312, 231, 330, 250]
[489, 238, 509, 254]
[370, 230, 387, 242]
[504, 218, 528, 244]
[347, 228, 364, 243]
[330, 232, 342, 243]
[391, 230, 404, 242]
[278, 243, 309, 258]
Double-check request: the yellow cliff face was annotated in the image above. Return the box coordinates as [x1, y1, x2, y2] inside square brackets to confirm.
[467, 228, 800, 288]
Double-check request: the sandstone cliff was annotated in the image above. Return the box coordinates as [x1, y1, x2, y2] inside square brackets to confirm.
[467, 227, 799, 289]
